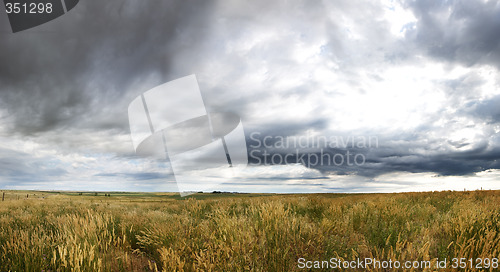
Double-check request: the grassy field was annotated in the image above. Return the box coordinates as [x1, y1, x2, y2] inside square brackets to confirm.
[0, 190, 498, 271]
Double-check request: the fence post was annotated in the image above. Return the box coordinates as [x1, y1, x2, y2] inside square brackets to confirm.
[2, 192, 4, 201]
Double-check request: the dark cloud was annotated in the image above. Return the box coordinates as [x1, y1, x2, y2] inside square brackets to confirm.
[0, 0, 215, 135]
[357, 141, 500, 177]
[246, 126, 500, 178]
[465, 94, 500, 123]
[1, 0, 499, 192]
[404, 0, 500, 67]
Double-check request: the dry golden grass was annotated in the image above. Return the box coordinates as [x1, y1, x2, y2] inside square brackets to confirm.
[0, 190, 498, 271]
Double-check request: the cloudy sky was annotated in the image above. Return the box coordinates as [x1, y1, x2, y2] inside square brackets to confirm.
[1, 0, 499, 193]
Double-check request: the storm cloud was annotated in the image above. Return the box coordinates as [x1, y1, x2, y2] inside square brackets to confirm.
[0, 0, 499, 192]
[0, 0, 215, 135]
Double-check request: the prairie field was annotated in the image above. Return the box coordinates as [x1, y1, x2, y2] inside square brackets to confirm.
[0, 190, 498, 271]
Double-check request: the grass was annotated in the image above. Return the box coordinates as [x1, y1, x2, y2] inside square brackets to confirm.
[0, 190, 498, 271]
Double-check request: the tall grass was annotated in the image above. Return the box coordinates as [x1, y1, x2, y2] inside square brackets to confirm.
[0, 190, 498, 271]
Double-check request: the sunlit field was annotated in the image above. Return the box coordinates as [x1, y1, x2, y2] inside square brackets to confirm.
[0, 190, 498, 271]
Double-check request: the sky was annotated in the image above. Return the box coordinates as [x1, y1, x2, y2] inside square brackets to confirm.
[0, 0, 499, 193]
